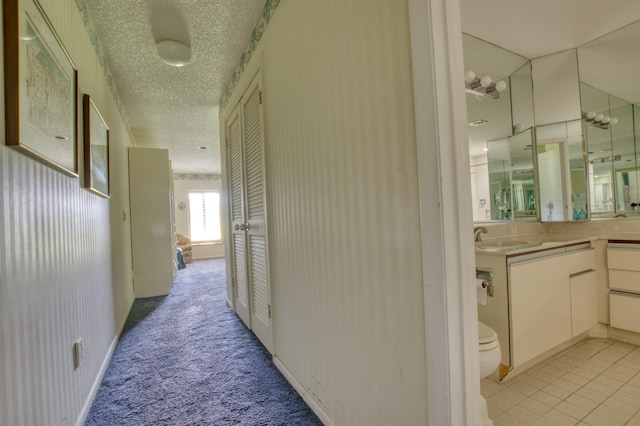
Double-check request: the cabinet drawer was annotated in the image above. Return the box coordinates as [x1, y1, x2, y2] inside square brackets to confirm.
[610, 293, 640, 334]
[567, 249, 595, 275]
[608, 248, 640, 272]
[609, 269, 640, 293]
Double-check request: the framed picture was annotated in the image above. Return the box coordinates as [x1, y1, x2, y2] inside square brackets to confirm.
[83, 94, 110, 198]
[3, 0, 78, 176]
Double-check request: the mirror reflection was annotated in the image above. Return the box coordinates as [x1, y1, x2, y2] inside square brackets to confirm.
[464, 34, 535, 222]
[578, 20, 640, 217]
[536, 121, 586, 221]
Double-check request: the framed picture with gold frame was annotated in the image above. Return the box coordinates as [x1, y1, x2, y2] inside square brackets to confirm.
[3, 0, 78, 176]
[83, 94, 110, 198]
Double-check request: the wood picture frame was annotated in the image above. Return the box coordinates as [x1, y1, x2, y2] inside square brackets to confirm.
[83, 94, 110, 198]
[3, 0, 78, 176]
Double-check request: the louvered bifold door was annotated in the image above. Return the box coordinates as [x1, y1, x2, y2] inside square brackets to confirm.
[241, 75, 272, 353]
[227, 104, 251, 328]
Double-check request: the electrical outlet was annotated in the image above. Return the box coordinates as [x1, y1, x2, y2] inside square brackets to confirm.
[73, 338, 83, 370]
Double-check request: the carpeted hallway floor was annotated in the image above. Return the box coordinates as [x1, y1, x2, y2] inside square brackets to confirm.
[85, 258, 322, 425]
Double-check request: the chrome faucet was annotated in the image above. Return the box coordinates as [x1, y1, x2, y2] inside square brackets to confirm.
[474, 226, 488, 242]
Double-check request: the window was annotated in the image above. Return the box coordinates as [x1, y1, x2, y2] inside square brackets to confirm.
[188, 192, 222, 242]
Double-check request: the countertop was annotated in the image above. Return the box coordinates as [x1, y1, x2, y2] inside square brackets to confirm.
[475, 232, 640, 256]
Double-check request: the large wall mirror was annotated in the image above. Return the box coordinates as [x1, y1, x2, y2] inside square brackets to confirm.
[466, 17, 640, 223]
[464, 34, 536, 222]
[578, 21, 640, 218]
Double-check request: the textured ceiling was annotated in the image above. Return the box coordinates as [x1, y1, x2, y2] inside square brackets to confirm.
[84, 0, 267, 174]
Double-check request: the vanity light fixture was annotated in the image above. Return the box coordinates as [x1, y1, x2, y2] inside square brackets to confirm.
[583, 111, 618, 129]
[464, 70, 507, 100]
[156, 39, 191, 67]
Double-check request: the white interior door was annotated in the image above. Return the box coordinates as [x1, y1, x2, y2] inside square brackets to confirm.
[241, 75, 272, 352]
[225, 72, 273, 352]
[227, 104, 251, 328]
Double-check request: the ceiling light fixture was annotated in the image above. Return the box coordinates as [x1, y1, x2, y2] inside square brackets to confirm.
[469, 119, 488, 127]
[156, 39, 191, 67]
[464, 70, 507, 100]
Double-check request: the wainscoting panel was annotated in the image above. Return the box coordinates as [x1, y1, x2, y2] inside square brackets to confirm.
[223, 0, 429, 423]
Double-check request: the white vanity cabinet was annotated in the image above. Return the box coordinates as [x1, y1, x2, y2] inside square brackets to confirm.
[608, 242, 640, 334]
[507, 245, 596, 368]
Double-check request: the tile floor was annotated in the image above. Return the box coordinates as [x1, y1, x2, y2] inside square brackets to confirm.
[481, 338, 640, 425]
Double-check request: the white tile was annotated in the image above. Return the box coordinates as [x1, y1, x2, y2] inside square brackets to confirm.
[593, 350, 626, 363]
[487, 387, 528, 413]
[562, 372, 590, 387]
[530, 390, 562, 408]
[555, 400, 591, 420]
[506, 403, 541, 424]
[583, 380, 617, 397]
[520, 375, 553, 391]
[539, 408, 581, 426]
[601, 366, 635, 383]
[493, 412, 528, 426]
[481, 378, 503, 398]
[553, 378, 582, 394]
[592, 373, 625, 390]
[611, 386, 640, 406]
[600, 395, 638, 417]
[492, 338, 640, 426]
[615, 357, 640, 371]
[628, 372, 640, 387]
[588, 403, 634, 425]
[607, 341, 636, 355]
[530, 416, 557, 426]
[573, 386, 609, 404]
[529, 369, 560, 384]
[628, 410, 640, 425]
[563, 394, 598, 412]
[542, 383, 573, 400]
[517, 398, 553, 417]
[582, 411, 620, 426]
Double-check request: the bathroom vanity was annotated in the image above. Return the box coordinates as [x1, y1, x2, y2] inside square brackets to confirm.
[608, 241, 640, 334]
[476, 236, 600, 380]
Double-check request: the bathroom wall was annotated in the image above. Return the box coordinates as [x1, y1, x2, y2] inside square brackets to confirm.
[0, 0, 135, 424]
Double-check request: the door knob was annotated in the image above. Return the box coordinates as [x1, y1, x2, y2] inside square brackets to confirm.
[239, 224, 246, 231]
[234, 224, 240, 230]
[244, 222, 251, 230]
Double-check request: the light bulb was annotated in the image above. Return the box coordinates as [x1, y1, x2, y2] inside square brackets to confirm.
[602, 116, 611, 124]
[595, 113, 604, 122]
[495, 80, 507, 92]
[610, 117, 619, 125]
[586, 111, 596, 120]
[465, 70, 476, 83]
[480, 76, 492, 88]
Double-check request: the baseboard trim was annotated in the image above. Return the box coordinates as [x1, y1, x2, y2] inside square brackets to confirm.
[273, 356, 334, 426]
[75, 296, 135, 426]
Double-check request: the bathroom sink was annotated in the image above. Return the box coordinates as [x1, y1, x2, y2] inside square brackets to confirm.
[476, 239, 530, 250]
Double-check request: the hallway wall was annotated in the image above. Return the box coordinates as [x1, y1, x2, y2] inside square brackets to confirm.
[223, 0, 428, 423]
[0, 1, 135, 424]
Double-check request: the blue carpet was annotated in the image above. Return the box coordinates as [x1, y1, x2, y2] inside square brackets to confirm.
[85, 258, 322, 426]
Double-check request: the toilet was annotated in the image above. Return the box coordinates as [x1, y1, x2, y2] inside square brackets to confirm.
[478, 321, 501, 426]
[478, 321, 501, 378]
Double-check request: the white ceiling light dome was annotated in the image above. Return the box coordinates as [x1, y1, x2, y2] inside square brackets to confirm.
[156, 39, 191, 67]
